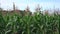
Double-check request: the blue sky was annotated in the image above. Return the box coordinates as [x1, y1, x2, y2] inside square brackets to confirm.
[0, 0, 60, 12]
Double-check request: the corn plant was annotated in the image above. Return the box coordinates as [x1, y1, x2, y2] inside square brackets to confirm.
[0, 10, 59, 34]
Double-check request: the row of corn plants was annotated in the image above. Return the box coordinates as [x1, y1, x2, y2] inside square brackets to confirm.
[0, 11, 59, 34]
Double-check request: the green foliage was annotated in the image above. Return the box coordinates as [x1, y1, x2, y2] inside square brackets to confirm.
[0, 11, 59, 34]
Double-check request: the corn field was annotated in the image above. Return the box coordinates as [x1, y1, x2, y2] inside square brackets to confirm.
[0, 11, 59, 34]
